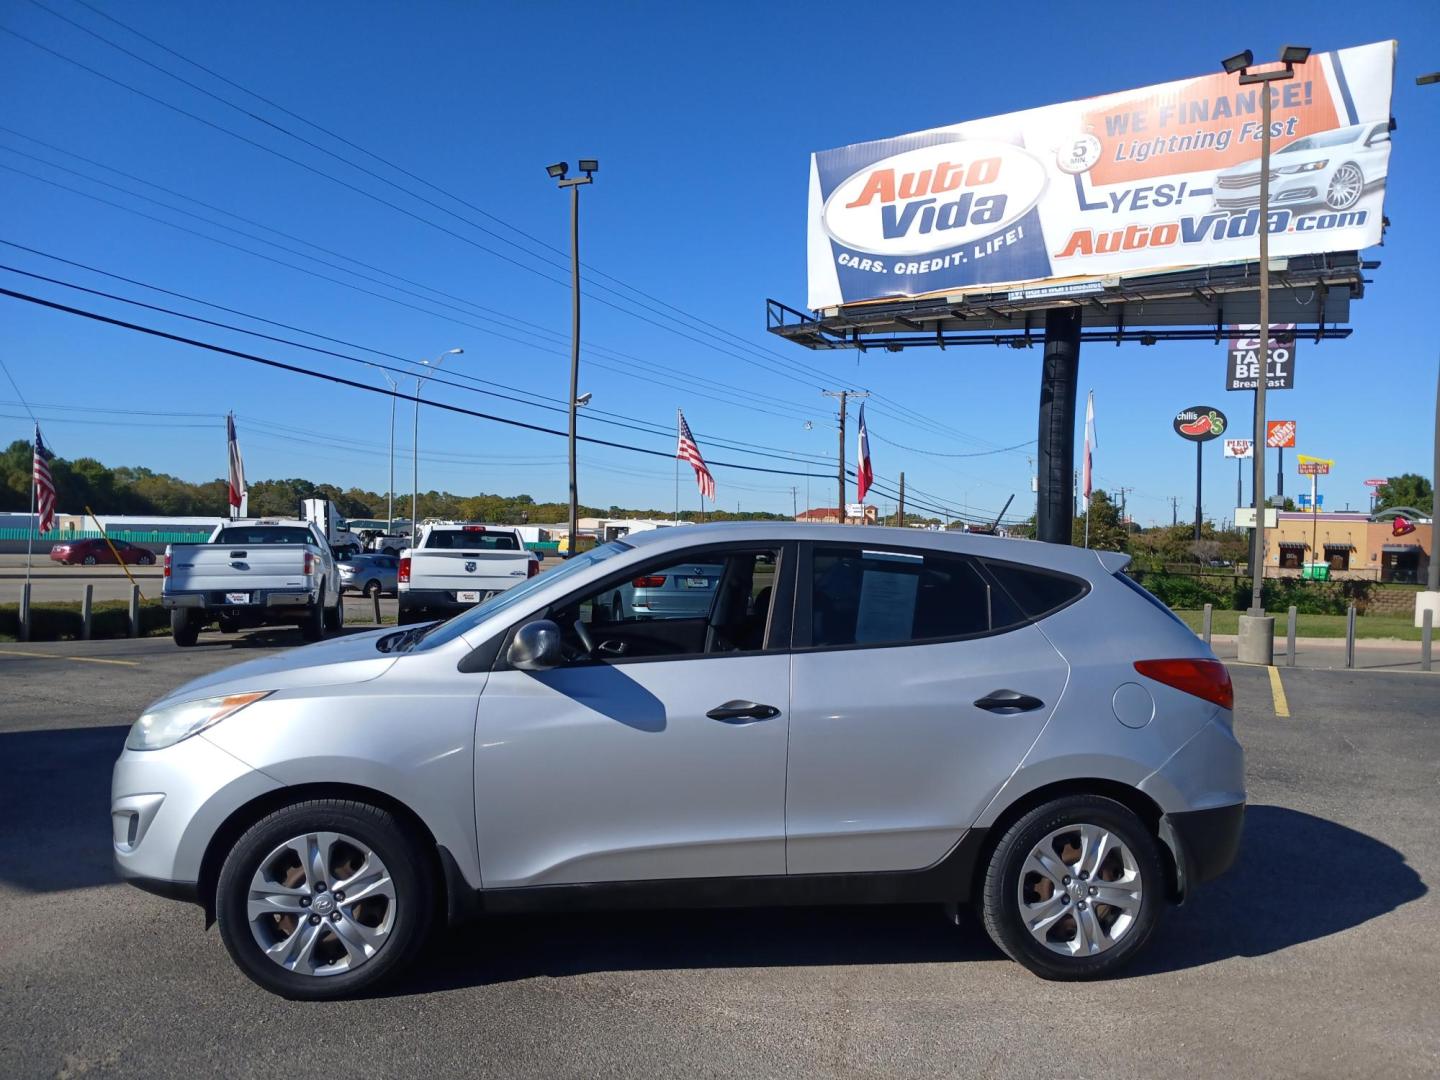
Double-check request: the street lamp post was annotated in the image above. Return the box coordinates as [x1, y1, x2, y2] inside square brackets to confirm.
[1419, 72, 1440, 625]
[547, 159, 598, 554]
[411, 348, 463, 538]
[1223, 45, 1310, 666]
[379, 370, 398, 536]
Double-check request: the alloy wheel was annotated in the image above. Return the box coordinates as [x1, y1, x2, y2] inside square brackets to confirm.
[246, 831, 396, 977]
[1326, 164, 1363, 210]
[1017, 823, 1143, 957]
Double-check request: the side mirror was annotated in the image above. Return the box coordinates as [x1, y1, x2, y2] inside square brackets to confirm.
[508, 619, 564, 671]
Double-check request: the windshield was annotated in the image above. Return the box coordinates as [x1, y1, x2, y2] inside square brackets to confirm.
[214, 526, 312, 545]
[408, 540, 630, 652]
[1276, 127, 1360, 154]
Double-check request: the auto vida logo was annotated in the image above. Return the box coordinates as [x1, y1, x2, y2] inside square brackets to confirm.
[821, 141, 1048, 257]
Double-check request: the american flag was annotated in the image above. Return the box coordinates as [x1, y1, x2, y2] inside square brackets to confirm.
[32, 426, 56, 533]
[677, 410, 715, 501]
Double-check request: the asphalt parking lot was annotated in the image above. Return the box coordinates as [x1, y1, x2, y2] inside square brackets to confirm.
[1, 631, 1435, 1079]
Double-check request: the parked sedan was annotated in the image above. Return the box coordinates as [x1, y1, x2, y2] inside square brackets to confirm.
[50, 537, 156, 566]
[338, 554, 399, 598]
[112, 523, 1243, 998]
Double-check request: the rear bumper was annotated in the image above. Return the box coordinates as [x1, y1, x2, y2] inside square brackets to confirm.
[162, 589, 317, 610]
[399, 587, 498, 614]
[1162, 801, 1245, 894]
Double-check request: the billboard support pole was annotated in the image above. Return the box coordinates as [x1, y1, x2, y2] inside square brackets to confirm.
[1194, 440, 1203, 541]
[1036, 308, 1081, 545]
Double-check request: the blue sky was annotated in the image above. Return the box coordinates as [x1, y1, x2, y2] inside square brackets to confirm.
[2, 0, 1437, 526]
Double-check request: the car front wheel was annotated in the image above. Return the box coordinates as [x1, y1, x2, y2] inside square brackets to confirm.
[980, 794, 1163, 980]
[215, 799, 435, 1000]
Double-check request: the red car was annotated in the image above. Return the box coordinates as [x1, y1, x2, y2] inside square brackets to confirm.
[49, 538, 157, 566]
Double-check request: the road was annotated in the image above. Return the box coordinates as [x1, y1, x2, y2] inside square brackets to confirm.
[1, 636, 1436, 1079]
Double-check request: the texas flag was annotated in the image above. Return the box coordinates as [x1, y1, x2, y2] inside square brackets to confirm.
[856, 402, 873, 502]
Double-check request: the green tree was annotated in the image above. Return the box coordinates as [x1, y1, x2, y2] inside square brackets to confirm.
[1375, 473, 1432, 514]
[1072, 489, 1129, 551]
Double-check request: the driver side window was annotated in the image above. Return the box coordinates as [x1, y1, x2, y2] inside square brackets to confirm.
[549, 548, 780, 663]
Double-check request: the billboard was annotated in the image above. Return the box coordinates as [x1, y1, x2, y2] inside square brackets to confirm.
[1226, 325, 1296, 391]
[807, 42, 1395, 309]
[1297, 454, 1333, 475]
[1174, 405, 1228, 442]
[1223, 438, 1254, 458]
[1266, 419, 1297, 448]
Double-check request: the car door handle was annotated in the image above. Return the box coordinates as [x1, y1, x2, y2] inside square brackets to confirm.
[973, 689, 1046, 714]
[706, 700, 781, 724]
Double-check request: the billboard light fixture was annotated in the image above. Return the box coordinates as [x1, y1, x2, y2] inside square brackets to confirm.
[1280, 45, 1311, 65]
[1221, 50, 1253, 75]
[546, 161, 569, 180]
[1418, 72, 1440, 86]
[578, 158, 599, 174]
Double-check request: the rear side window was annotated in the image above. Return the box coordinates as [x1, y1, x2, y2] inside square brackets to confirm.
[808, 545, 992, 647]
[424, 530, 519, 551]
[983, 561, 1088, 621]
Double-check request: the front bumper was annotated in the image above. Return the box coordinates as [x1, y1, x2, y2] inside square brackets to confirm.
[111, 732, 282, 893]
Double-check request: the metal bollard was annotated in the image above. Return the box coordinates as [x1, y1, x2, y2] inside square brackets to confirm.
[1286, 606, 1297, 668]
[129, 583, 140, 639]
[1423, 610, 1433, 674]
[372, 591, 382, 626]
[19, 581, 31, 643]
[1345, 604, 1356, 669]
[1201, 603, 1212, 645]
[82, 584, 94, 641]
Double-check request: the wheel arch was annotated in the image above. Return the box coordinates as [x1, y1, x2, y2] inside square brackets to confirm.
[196, 782, 454, 928]
[969, 778, 1182, 904]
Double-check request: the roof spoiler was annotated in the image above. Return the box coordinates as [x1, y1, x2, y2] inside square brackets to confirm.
[1093, 550, 1132, 575]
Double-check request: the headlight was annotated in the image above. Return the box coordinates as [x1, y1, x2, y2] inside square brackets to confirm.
[1278, 159, 1327, 174]
[126, 692, 271, 751]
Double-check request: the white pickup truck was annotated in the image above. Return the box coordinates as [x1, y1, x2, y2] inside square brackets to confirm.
[397, 523, 538, 624]
[162, 519, 343, 646]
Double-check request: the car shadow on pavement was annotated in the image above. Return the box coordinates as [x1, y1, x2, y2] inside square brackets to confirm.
[385, 803, 1426, 995]
[190, 625, 379, 649]
[0, 724, 129, 894]
[1133, 803, 1427, 975]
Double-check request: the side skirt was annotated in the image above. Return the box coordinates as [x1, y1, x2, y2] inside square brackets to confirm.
[473, 829, 988, 915]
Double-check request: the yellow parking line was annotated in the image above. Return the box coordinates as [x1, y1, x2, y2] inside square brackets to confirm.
[0, 648, 140, 667]
[1267, 665, 1290, 718]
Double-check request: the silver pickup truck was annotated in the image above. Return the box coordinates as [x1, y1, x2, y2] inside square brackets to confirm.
[162, 519, 343, 646]
[397, 523, 538, 624]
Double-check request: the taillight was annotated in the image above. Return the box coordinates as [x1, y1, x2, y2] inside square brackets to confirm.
[1133, 658, 1233, 711]
[163, 552, 171, 578]
[303, 551, 315, 576]
[398, 557, 411, 583]
[633, 575, 666, 588]
[527, 559, 539, 578]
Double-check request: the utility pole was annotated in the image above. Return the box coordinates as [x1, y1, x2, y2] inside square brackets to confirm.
[790, 486, 797, 520]
[1119, 486, 1132, 527]
[898, 471, 906, 527]
[1170, 496, 1179, 527]
[822, 390, 868, 522]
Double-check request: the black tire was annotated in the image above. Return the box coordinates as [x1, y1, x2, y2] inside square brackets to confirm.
[217, 614, 239, 635]
[325, 591, 344, 632]
[82, 554, 97, 565]
[171, 608, 200, 647]
[980, 794, 1164, 981]
[215, 798, 436, 1000]
[364, 579, 381, 599]
[137, 553, 155, 566]
[301, 592, 326, 642]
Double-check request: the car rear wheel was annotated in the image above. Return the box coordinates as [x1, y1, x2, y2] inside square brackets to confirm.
[325, 592, 343, 633]
[171, 609, 200, 647]
[215, 799, 436, 1000]
[980, 794, 1163, 980]
[364, 579, 382, 599]
[82, 554, 97, 565]
[137, 553, 155, 566]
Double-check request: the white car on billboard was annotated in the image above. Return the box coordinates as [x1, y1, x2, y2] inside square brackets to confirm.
[1212, 122, 1390, 214]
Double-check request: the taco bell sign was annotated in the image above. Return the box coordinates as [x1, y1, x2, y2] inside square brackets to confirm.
[1226, 325, 1297, 391]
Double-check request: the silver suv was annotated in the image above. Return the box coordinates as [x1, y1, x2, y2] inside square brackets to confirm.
[112, 523, 1244, 998]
